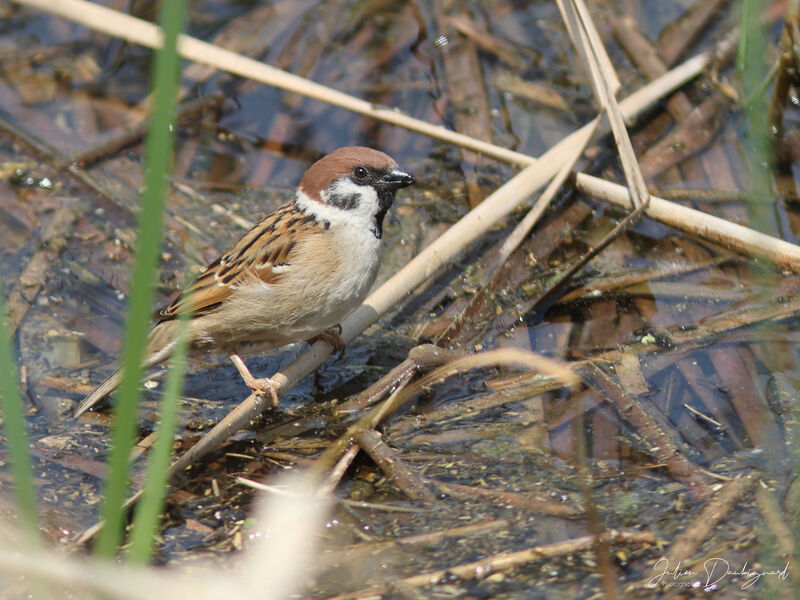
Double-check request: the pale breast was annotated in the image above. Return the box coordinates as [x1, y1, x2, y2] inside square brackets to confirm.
[288, 222, 382, 327]
[189, 222, 382, 351]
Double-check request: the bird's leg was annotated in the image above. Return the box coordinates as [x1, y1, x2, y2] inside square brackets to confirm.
[307, 324, 345, 358]
[229, 354, 280, 406]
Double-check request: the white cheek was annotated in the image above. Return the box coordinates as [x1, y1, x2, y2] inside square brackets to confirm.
[327, 178, 380, 221]
[295, 184, 379, 233]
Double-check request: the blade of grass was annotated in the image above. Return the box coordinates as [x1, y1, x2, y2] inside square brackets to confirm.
[738, 0, 775, 236]
[0, 285, 49, 597]
[95, 0, 188, 557]
[127, 299, 190, 563]
[0, 281, 39, 542]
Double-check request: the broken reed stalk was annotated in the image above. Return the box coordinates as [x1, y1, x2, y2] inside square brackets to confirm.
[524, 1, 654, 314]
[331, 529, 657, 598]
[558, 0, 650, 210]
[14, 0, 530, 166]
[575, 173, 800, 272]
[17, 0, 710, 168]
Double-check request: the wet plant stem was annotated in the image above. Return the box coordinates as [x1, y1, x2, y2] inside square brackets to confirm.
[95, 0, 188, 557]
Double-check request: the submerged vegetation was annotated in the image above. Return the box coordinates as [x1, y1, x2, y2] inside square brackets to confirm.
[0, 0, 799, 597]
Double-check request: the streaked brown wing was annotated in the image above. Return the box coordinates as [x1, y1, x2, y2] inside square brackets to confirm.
[156, 204, 311, 322]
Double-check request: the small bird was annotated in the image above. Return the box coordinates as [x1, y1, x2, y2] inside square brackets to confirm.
[74, 146, 415, 417]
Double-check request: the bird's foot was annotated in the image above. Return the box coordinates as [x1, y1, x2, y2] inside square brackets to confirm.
[245, 376, 280, 406]
[308, 324, 345, 358]
[230, 353, 280, 407]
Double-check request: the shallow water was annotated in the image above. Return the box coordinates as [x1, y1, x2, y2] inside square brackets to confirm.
[1, 0, 799, 597]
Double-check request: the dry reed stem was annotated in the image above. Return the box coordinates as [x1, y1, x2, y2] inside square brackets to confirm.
[664, 473, 755, 564]
[495, 120, 597, 265]
[15, 0, 710, 168]
[560, 0, 621, 94]
[330, 529, 657, 598]
[15, 0, 530, 165]
[575, 174, 800, 272]
[559, 0, 649, 210]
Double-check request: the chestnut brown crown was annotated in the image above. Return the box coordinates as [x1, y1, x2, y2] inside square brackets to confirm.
[299, 146, 415, 203]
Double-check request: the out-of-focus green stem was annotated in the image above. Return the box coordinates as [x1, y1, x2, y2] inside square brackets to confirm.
[738, 0, 775, 237]
[95, 0, 188, 557]
[0, 281, 39, 543]
[127, 296, 190, 563]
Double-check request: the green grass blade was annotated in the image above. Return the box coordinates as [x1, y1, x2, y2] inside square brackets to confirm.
[126, 294, 190, 563]
[737, 0, 775, 236]
[95, 0, 188, 556]
[0, 281, 39, 543]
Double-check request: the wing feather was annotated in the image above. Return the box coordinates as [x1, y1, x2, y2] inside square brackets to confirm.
[156, 204, 310, 322]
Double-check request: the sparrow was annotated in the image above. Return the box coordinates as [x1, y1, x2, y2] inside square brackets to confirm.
[74, 146, 415, 417]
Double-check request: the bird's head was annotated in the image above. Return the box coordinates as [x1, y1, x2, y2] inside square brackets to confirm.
[296, 146, 415, 239]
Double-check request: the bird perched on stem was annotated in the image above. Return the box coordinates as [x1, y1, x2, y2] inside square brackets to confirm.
[74, 146, 415, 417]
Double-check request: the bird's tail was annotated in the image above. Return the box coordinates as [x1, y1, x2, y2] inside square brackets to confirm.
[73, 368, 124, 417]
[73, 322, 178, 417]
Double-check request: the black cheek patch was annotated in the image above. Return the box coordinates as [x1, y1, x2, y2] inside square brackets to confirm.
[328, 193, 360, 211]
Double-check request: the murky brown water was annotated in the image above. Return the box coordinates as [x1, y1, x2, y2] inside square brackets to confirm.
[1, 0, 799, 597]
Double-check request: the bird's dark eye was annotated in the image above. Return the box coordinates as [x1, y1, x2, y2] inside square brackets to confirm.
[352, 166, 369, 182]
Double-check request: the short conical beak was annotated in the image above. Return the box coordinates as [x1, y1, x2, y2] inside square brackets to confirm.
[378, 168, 416, 190]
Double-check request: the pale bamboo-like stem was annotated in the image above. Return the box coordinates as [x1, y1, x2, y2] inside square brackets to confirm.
[15, 0, 530, 165]
[559, 0, 650, 210]
[558, 0, 620, 95]
[16, 0, 711, 168]
[574, 173, 800, 272]
[496, 121, 598, 264]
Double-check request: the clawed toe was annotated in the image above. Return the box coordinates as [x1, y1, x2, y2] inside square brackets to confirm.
[247, 377, 280, 406]
[230, 353, 280, 407]
[308, 325, 346, 358]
